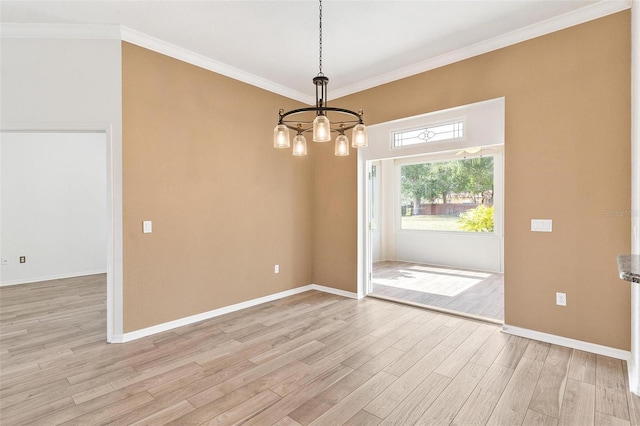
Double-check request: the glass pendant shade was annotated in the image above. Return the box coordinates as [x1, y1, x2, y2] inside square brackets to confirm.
[292, 134, 308, 156]
[312, 115, 331, 142]
[273, 124, 290, 148]
[335, 134, 349, 156]
[352, 123, 368, 148]
[273, 1, 367, 157]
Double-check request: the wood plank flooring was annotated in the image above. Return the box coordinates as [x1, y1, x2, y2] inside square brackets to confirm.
[1, 274, 639, 425]
[372, 261, 504, 322]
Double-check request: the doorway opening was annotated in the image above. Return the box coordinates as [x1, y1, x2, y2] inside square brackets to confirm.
[359, 98, 505, 323]
[0, 130, 112, 336]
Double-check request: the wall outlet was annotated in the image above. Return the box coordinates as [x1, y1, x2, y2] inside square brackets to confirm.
[19, 256, 26, 264]
[274, 264, 279, 274]
[556, 292, 567, 306]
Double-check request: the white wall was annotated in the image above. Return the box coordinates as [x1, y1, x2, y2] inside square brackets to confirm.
[0, 30, 123, 340]
[363, 98, 505, 276]
[1, 132, 107, 285]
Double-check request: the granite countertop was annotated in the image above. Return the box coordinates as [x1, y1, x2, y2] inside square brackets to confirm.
[618, 254, 640, 283]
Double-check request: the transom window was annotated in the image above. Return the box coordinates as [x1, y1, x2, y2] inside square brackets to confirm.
[393, 119, 464, 148]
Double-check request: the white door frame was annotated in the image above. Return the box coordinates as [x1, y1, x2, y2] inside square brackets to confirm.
[0, 124, 122, 343]
[357, 97, 505, 298]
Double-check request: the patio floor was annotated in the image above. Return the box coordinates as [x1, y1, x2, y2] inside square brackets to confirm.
[371, 260, 504, 322]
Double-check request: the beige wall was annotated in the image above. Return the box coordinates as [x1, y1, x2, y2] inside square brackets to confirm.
[122, 11, 632, 350]
[313, 12, 632, 350]
[122, 43, 312, 332]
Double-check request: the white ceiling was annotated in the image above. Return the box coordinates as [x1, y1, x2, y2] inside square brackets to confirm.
[0, 1, 630, 103]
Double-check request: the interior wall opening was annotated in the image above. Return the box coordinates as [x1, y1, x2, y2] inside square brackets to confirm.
[0, 130, 110, 337]
[358, 98, 505, 323]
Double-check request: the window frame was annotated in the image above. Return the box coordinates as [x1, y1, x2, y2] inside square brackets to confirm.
[390, 117, 466, 151]
[395, 152, 498, 235]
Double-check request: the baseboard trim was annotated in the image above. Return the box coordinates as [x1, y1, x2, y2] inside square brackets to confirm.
[308, 284, 359, 300]
[0, 270, 107, 287]
[117, 284, 357, 343]
[502, 324, 631, 361]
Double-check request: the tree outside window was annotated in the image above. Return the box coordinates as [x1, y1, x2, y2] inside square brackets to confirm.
[400, 157, 494, 232]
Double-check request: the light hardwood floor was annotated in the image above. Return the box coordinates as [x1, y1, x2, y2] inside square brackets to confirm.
[1, 274, 639, 425]
[372, 261, 504, 322]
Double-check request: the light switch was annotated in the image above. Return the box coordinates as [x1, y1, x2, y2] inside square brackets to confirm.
[531, 219, 552, 232]
[143, 220, 153, 234]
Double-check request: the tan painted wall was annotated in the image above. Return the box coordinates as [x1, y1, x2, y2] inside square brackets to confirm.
[122, 11, 631, 349]
[313, 12, 632, 350]
[122, 43, 312, 332]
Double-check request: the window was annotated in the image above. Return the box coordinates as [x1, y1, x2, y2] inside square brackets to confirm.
[400, 156, 494, 232]
[393, 120, 464, 148]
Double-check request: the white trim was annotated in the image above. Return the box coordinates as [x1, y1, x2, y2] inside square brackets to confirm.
[503, 324, 631, 362]
[0, 23, 313, 104]
[1, 1, 630, 103]
[0, 123, 122, 344]
[629, 0, 640, 396]
[332, 0, 631, 99]
[357, 149, 368, 299]
[115, 284, 358, 343]
[119, 26, 314, 105]
[309, 284, 359, 300]
[360, 98, 505, 278]
[0, 23, 121, 40]
[0, 270, 107, 287]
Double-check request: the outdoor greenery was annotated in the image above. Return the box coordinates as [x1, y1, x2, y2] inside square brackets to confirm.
[400, 157, 495, 232]
[401, 157, 494, 207]
[401, 215, 460, 231]
[458, 205, 495, 232]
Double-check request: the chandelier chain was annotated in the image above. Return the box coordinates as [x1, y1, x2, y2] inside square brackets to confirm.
[273, 0, 367, 156]
[318, 0, 323, 76]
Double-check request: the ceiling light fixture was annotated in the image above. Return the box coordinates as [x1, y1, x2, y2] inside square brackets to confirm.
[273, 0, 368, 157]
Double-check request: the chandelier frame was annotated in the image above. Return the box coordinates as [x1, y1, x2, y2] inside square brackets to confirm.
[273, 0, 367, 156]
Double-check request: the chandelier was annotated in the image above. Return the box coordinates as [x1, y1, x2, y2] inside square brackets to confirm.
[273, 0, 368, 157]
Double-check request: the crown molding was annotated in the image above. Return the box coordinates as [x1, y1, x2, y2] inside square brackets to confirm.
[123, 0, 629, 103]
[120, 26, 314, 104]
[0, 22, 313, 103]
[1, 0, 630, 103]
[331, 0, 632, 100]
[0, 23, 121, 39]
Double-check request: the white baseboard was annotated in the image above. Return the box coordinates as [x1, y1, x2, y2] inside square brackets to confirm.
[502, 324, 631, 361]
[308, 284, 359, 300]
[115, 284, 358, 343]
[0, 270, 107, 287]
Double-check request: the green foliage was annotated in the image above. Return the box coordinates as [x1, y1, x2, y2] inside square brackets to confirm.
[400, 157, 493, 206]
[457, 157, 494, 203]
[400, 163, 432, 206]
[457, 205, 495, 232]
